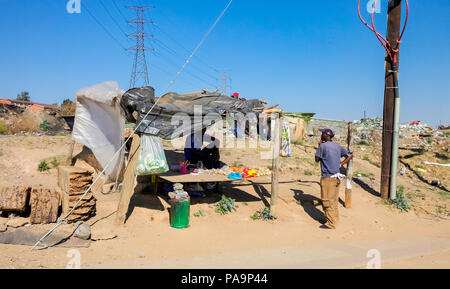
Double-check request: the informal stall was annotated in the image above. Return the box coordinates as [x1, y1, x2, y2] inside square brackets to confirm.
[115, 86, 283, 225]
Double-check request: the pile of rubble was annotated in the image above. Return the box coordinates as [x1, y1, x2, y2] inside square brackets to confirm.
[353, 117, 383, 144]
[353, 118, 449, 146]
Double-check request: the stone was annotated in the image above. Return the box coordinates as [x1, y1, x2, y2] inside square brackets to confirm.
[91, 228, 117, 241]
[74, 221, 91, 240]
[6, 217, 29, 228]
[0, 223, 7, 232]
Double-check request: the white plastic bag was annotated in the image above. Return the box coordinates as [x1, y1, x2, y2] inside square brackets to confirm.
[136, 134, 169, 175]
[72, 81, 125, 182]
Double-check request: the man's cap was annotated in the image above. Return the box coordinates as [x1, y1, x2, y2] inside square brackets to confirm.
[232, 92, 239, 97]
[319, 128, 335, 137]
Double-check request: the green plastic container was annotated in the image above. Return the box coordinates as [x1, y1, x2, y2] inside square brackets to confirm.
[170, 199, 190, 229]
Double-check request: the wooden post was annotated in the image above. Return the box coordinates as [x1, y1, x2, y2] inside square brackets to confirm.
[345, 122, 354, 208]
[270, 113, 281, 215]
[65, 140, 75, 166]
[115, 134, 140, 224]
[293, 117, 305, 141]
[380, 0, 402, 199]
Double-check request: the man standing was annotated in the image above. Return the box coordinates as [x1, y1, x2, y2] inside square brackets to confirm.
[315, 128, 353, 229]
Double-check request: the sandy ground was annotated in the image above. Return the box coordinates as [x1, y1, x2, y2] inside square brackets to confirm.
[0, 135, 449, 269]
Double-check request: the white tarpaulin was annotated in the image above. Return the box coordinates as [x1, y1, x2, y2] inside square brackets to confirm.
[72, 81, 125, 181]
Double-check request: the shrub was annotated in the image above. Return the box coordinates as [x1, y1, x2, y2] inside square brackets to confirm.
[39, 120, 52, 131]
[437, 190, 450, 200]
[394, 186, 410, 212]
[418, 147, 428, 155]
[193, 210, 206, 217]
[0, 120, 6, 134]
[292, 139, 304, 146]
[38, 160, 50, 172]
[251, 207, 277, 220]
[363, 155, 380, 168]
[216, 195, 238, 215]
[50, 157, 60, 168]
[304, 170, 313, 176]
[358, 140, 371, 146]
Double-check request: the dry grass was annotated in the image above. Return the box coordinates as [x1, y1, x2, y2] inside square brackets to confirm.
[0, 120, 6, 134]
[7, 116, 38, 134]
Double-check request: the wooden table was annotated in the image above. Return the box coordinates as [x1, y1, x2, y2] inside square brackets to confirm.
[158, 171, 232, 183]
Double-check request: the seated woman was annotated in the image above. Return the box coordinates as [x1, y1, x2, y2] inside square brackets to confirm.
[184, 128, 221, 170]
[182, 128, 221, 197]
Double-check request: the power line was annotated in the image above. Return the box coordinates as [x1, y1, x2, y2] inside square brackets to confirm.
[98, 0, 129, 37]
[152, 23, 220, 74]
[152, 50, 217, 88]
[111, 0, 129, 23]
[151, 39, 219, 82]
[162, 0, 233, 93]
[150, 62, 205, 90]
[81, 2, 128, 51]
[81, 2, 220, 88]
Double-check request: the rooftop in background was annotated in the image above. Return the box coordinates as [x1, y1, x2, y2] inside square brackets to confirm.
[0, 99, 57, 110]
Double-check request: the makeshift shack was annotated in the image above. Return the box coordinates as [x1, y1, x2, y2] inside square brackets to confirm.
[116, 86, 281, 224]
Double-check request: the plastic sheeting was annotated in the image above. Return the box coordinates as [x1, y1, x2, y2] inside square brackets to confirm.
[120, 87, 264, 139]
[72, 81, 125, 182]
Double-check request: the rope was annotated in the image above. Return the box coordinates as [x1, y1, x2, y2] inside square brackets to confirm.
[357, 0, 409, 63]
[30, 0, 234, 251]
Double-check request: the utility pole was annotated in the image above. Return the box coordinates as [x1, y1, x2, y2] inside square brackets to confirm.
[127, 5, 155, 89]
[345, 122, 354, 208]
[218, 69, 231, 96]
[380, 0, 402, 199]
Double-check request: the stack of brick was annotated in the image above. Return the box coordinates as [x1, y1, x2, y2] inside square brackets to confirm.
[58, 166, 96, 223]
[0, 186, 61, 224]
[29, 187, 60, 224]
[0, 186, 30, 213]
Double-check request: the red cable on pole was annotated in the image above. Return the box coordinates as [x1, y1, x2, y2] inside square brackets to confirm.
[357, 0, 409, 63]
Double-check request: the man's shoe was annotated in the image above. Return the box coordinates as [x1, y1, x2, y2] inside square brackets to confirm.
[319, 224, 332, 229]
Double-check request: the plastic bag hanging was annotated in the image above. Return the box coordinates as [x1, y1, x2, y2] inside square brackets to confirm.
[136, 134, 169, 175]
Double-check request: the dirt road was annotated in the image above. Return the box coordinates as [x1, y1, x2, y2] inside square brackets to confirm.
[0, 135, 449, 269]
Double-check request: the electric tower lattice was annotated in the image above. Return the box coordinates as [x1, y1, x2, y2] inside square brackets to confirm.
[127, 6, 154, 89]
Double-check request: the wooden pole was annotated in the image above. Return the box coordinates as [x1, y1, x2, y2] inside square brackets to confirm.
[380, 0, 402, 199]
[345, 122, 354, 208]
[116, 134, 140, 224]
[270, 113, 280, 215]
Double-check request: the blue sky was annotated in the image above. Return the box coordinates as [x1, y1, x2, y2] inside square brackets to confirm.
[1, 0, 449, 126]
